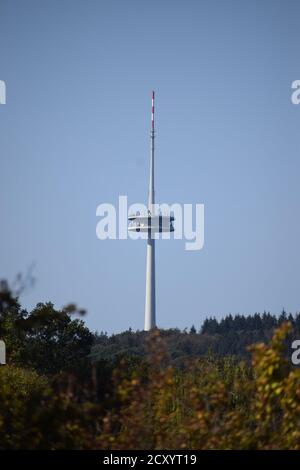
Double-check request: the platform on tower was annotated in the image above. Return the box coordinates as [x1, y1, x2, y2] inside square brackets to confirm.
[128, 213, 175, 233]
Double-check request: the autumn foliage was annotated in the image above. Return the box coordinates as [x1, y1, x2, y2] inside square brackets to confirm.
[1, 322, 300, 449]
[1, 278, 300, 449]
[98, 323, 300, 450]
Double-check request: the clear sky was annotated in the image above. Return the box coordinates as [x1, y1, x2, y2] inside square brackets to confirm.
[1, 0, 299, 334]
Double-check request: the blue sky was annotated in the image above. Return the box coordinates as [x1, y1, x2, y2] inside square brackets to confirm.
[1, 0, 300, 333]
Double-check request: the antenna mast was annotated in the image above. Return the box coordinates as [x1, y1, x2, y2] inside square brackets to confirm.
[148, 91, 155, 212]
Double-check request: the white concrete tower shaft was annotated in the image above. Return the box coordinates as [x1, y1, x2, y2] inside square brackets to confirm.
[144, 91, 156, 330]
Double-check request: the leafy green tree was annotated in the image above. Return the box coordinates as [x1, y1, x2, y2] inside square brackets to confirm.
[0, 365, 101, 449]
[22, 302, 93, 375]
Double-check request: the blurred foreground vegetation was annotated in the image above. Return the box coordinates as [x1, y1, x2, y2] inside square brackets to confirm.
[1, 279, 300, 449]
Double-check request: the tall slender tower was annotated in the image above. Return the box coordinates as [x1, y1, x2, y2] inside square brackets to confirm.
[128, 92, 175, 330]
[144, 91, 156, 330]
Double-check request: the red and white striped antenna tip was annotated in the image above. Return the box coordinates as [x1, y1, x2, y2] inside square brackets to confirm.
[151, 90, 155, 130]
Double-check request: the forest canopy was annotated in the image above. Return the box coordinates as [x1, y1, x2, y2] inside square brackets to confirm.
[1, 279, 300, 449]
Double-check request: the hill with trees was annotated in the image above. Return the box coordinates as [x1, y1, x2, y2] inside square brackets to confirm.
[1, 278, 300, 449]
[91, 310, 300, 367]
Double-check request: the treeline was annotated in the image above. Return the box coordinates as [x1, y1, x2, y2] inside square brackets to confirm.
[1, 279, 300, 449]
[91, 310, 300, 366]
[201, 311, 300, 335]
